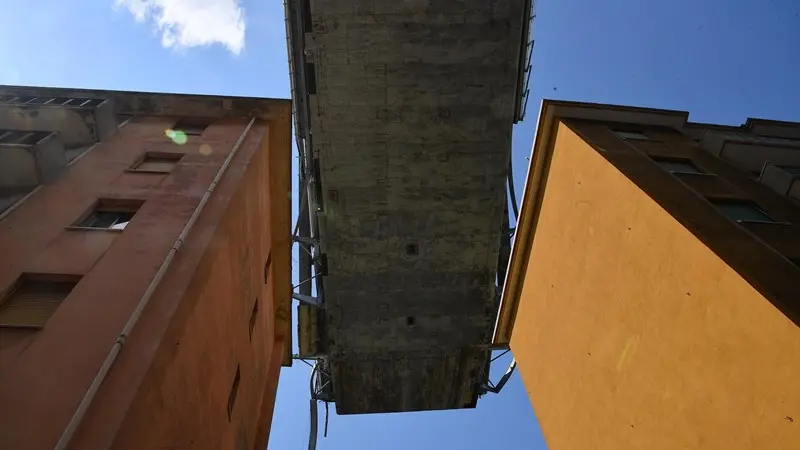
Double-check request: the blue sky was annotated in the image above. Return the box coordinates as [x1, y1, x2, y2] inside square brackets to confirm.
[2, 0, 799, 448]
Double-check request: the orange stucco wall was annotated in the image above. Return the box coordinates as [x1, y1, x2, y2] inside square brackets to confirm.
[510, 122, 800, 450]
[0, 107, 291, 450]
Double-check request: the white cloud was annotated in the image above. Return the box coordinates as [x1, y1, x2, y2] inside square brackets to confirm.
[115, 0, 246, 55]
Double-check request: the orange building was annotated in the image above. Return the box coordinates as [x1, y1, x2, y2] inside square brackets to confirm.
[0, 86, 292, 450]
[494, 100, 800, 449]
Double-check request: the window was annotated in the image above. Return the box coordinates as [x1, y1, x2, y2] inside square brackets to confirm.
[264, 251, 272, 284]
[227, 365, 241, 420]
[0, 275, 80, 328]
[173, 119, 210, 136]
[249, 297, 259, 340]
[778, 165, 800, 176]
[614, 130, 652, 141]
[73, 199, 144, 230]
[0, 96, 103, 107]
[711, 199, 775, 223]
[4, 95, 34, 104]
[0, 130, 50, 146]
[130, 152, 183, 173]
[653, 158, 704, 174]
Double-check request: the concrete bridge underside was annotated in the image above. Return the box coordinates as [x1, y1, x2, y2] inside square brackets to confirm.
[288, 0, 530, 414]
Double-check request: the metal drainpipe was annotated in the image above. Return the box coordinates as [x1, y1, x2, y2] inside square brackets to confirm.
[53, 117, 257, 450]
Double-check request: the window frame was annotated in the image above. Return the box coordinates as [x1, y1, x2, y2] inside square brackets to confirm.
[777, 165, 800, 177]
[0, 273, 81, 329]
[128, 151, 184, 174]
[613, 129, 654, 141]
[172, 118, 211, 137]
[651, 156, 708, 175]
[708, 198, 782, 224]
[227, 365, 241, 421]
[248, 297, 259, 341]
[68, 198, 144, 231]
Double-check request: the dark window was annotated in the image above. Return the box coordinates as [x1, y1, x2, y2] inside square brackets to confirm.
[778, 166, 800, 176]
[249, 297, 259, 340]
[227, 365, 241, 421]
[613, 130, 652, 141]
[62, 97, 104, 107]
[51, 97, 73, 106]
[711, 199, 775, 223]
[7, 96, 35, 104]
[131, 152, 183, 173]
[312, 158, 323, 211]
[0, 130, 50, 146]
[301, 0, 312, 31]
[173, 119, 210, 136]
[405, 243, 419, 256]
[26, 97, 53, 105]
[83, 98, 106, 108]
[65, 98, 88, 106]
[653, 158, 704, 174]
[305, 63, 317, 95]
[74, 199, 144, 230]
[0, 275, 80, 328]
[264, 251, 272, 284]
[79, 211, 134, 229]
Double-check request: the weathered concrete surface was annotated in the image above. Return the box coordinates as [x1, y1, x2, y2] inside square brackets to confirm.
[302, 0, 527, 413]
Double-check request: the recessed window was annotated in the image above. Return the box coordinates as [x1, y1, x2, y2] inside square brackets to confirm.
[613, 130, 652, 141]
[0, 130, 50, 146]
[227, 365, 241, 421]
[0, 275, 80, 328]
[405, 243, 419, 256]
[73, 199, 144, 230]
[131, 152, 183, 173]
[653, 157, 704, 174]
[264, 251, 272, 284]
[173, 119, 210, 136]
[778, 165, 800, 176]
[248, 297, 259, 340]
[711, 199, 775, 223]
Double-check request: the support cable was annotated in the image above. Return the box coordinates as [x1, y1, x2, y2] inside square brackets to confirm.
[490, 349, 511, 363]
[484, 359, 518, 394]
[293, 272, 322, 290]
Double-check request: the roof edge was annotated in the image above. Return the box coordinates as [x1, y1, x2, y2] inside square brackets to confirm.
[0, 84, 291, 120]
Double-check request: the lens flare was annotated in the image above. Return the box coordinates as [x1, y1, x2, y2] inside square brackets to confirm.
[164, 129, 188, 145]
